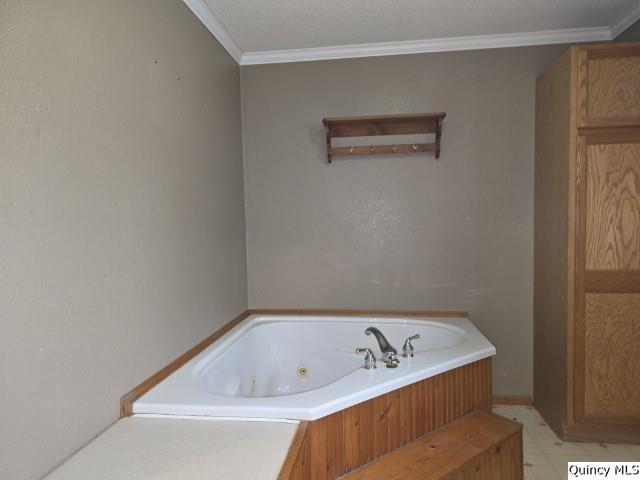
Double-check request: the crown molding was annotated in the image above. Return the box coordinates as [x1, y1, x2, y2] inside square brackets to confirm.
[239, 27, 612, 65]
[611, 2, 640, 38]
[183, 0, 639, 66]
[182, 0, 243, 63]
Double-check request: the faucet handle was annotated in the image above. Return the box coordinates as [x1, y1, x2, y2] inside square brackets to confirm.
[355, 347, 377, 369]
[402, 334, 420, 358]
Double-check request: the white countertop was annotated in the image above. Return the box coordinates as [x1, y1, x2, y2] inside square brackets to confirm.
[44, 417, 299, 480]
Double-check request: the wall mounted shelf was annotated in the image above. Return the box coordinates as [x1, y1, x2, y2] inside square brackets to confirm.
[322, 112, 446, 163]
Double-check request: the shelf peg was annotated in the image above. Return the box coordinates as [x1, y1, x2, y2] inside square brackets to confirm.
[412, 144, 418, 152]
[349, 146, 354, 154]
[392, 144, 397, 152]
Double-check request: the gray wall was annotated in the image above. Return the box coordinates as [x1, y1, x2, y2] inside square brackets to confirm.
[0, 1, 246, 479]
[241, 46, 564, 397]
[616, 18, 640, 41]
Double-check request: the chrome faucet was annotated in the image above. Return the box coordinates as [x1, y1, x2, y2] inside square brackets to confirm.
[365, 327, 399, 368]
[355, 347, 377, 369]
[402, 334, 420, 358]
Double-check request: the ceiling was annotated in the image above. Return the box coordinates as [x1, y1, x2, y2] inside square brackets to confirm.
[183, 0, 640, 64]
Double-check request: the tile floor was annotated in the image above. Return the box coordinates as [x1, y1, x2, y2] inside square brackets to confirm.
[493, 405, 640, 480]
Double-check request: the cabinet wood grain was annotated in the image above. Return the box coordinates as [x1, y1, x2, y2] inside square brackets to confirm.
[587, 56, 640, 126]
[579, 44, 640, 127]
[534, 47, 574, 436]
[586, 143, 640, 270]
[584, 294, 640, 422]
[535, 42, 640, 444]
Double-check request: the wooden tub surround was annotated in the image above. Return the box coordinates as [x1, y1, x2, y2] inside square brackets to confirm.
[279, 358, 493, 480]
[120, 310, 518, 479]
[342, 411, 523, 480]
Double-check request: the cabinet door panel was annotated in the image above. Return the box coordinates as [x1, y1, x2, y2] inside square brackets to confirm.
[586, 143, 640, 270]
[584, 294, 640, 422]
[575, 133, 640, 427]
[588, 58, 640, 125]
[579, 45, 640, 127]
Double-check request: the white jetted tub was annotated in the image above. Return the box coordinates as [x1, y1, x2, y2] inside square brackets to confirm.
[134, 314, 495, 420]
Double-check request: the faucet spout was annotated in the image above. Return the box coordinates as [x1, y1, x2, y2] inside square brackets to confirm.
[365, 327, 399, 368]
[365, 327, 397, 355]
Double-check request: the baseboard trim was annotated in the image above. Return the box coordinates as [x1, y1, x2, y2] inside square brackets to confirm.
[493, 395, 534, 406]
[562, 421, 640, 445]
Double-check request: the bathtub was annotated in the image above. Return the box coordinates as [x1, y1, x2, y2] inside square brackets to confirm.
[134, 314, 495, 421]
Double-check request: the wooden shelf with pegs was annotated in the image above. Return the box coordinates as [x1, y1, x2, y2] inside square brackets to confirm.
[322, 112, 446, 163]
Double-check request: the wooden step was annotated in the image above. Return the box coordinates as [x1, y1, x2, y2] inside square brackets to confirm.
[340, 411, 523, 480]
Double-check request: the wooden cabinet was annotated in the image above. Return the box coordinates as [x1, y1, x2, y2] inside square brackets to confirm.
[535, 43, 640, 444]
